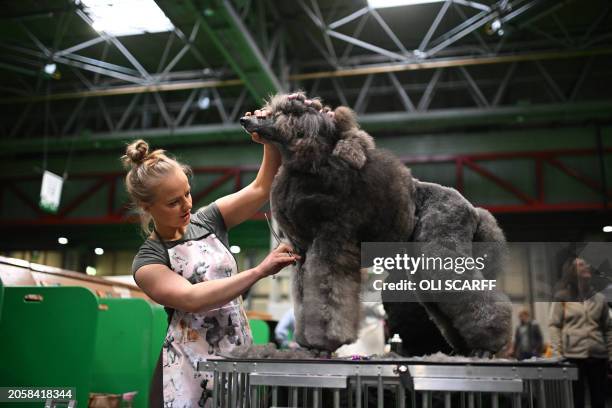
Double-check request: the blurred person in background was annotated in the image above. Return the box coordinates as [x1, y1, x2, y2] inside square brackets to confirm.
[549, 256, 612, 408]
[513, 308, 543, 360]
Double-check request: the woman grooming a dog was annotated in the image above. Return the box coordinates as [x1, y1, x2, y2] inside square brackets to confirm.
[123, 108, 299, 407]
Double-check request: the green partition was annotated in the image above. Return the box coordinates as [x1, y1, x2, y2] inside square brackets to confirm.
[249, 319, 270, 345]
[0, 277, 4, 324]
[0, 286, 99, 408]
[150, 305, 168, 370]
[91, 298, 157, 408]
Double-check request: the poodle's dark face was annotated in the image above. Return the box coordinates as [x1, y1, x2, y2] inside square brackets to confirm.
[239, 115, 280, 143]
[240, 93, 337, 160]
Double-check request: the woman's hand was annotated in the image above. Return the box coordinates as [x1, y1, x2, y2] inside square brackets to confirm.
[243, 109, 271, 144]
[255, 243, 300, 278]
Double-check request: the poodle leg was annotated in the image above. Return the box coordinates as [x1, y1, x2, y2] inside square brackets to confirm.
[293, 237, 361, 351]
[412, 204, 512, 354]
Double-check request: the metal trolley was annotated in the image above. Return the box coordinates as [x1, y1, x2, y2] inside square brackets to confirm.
[198, 358, 577, 408]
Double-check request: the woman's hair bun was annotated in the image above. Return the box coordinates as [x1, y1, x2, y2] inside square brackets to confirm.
[123, 139, 149, 168]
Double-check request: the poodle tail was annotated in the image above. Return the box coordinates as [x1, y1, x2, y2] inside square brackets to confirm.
[473, 207, 507, 279]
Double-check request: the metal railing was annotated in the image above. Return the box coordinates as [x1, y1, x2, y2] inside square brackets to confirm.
[198, 358, 577, 408]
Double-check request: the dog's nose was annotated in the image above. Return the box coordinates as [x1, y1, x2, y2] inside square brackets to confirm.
[239, 117, 248, 126]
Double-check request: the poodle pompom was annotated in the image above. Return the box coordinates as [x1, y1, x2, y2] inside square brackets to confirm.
[333, 129, 376, 169]
[333, 106, 359, 132]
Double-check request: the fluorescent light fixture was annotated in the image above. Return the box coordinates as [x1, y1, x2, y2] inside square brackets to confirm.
[604, 226, 612, 233]
[230, 245, 241, 254]
[368, 0, 445, 8]
[58, 237, 68, 245]
[86, 266, 97, 276]
[79, 0, 174, 37]
[94, 247, 104, 255]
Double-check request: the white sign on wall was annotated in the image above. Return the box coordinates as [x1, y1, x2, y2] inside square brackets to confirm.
[40, 170, 63, 213]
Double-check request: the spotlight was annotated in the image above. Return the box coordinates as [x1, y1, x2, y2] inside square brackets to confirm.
[485, 18, 504, 36]
[230, 245, 241, 254]
[44, 63, 57, 75]
[94, 247, 104, 255]
[86, 266, 97, 276]
[603, 226, 612, 233]
[197, 94, 211, 110]
[58, 237, 68, 245]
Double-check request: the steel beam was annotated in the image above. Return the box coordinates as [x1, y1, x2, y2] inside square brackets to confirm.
[419, 0, 453, 53]
[492, 62, 517, 106]
[2, 101, 611, 155]
[3, 48, 611, 104]
[0, 61, 39, 77]
[328, 7, 369, 30]
[459, 66, 489, 107]
[155, 0, 281, 104]
[327, 30, 407, 61]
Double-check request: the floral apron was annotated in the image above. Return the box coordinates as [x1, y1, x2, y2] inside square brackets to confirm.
[157, 231, 252, 407]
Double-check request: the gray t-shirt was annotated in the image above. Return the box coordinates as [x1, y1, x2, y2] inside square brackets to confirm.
[131, 203, 229, 277]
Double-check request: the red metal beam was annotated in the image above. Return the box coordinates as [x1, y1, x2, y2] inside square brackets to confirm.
[5, 182, 43, 216]
[455, 158, 464, 192]
[0, 214, 137, 226]
[536, 159, 544, 203]
[1, 148, 610, 227]
[484, 202, 609, 213]
[108, 178, 116, 215]
[191, 172, 237, 204]
[545, 157, 609, 195]
[463, 159, 536, 204]
[58, 177, 111, 217]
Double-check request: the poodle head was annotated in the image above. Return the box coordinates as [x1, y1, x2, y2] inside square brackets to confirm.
[240, 92, 373, 170]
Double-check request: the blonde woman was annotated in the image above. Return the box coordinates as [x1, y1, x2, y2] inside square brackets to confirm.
[123, 112, 299, 407]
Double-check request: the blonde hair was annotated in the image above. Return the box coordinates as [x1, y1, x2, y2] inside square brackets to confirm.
[122, 139, 192, 235]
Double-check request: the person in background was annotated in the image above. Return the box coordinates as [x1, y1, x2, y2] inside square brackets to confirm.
[275, 307, 298, 349]
[549, 256, 612, 408]
[513, 308, 543, 360]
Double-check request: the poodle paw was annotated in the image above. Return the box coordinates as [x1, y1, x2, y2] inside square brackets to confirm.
[456, 298, 512, 354]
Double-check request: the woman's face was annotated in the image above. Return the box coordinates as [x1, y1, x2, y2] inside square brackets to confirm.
[145, 167, 192, 230]
[575, 258, 592, 280]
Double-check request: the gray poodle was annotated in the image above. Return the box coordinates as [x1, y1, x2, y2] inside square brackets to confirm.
[240, 92, 512, 355]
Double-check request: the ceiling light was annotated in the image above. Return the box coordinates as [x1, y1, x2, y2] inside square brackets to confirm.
[44, 63, 57, 75]
[79, 0, 174, 37]
[197, 96, 210, 110]
[94, 247, 104, 255]
[86, 266, 97, 276]
[197, 94, 211, 110]
[58, 237, 68, 245]
[368, 0, 445, 8]
[230, 245, 241, 254]
[486, 18, 505, 36]
[604, 226, 612, 233]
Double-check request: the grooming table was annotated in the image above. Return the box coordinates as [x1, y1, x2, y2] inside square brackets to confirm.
[198, 357, 577, 408]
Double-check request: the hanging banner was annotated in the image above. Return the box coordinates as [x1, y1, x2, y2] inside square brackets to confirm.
[39, 170, 63, 213]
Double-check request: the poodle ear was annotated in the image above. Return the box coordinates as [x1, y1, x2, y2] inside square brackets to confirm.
[293, 136, 322, 171]
[332, 129, 375, 169]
